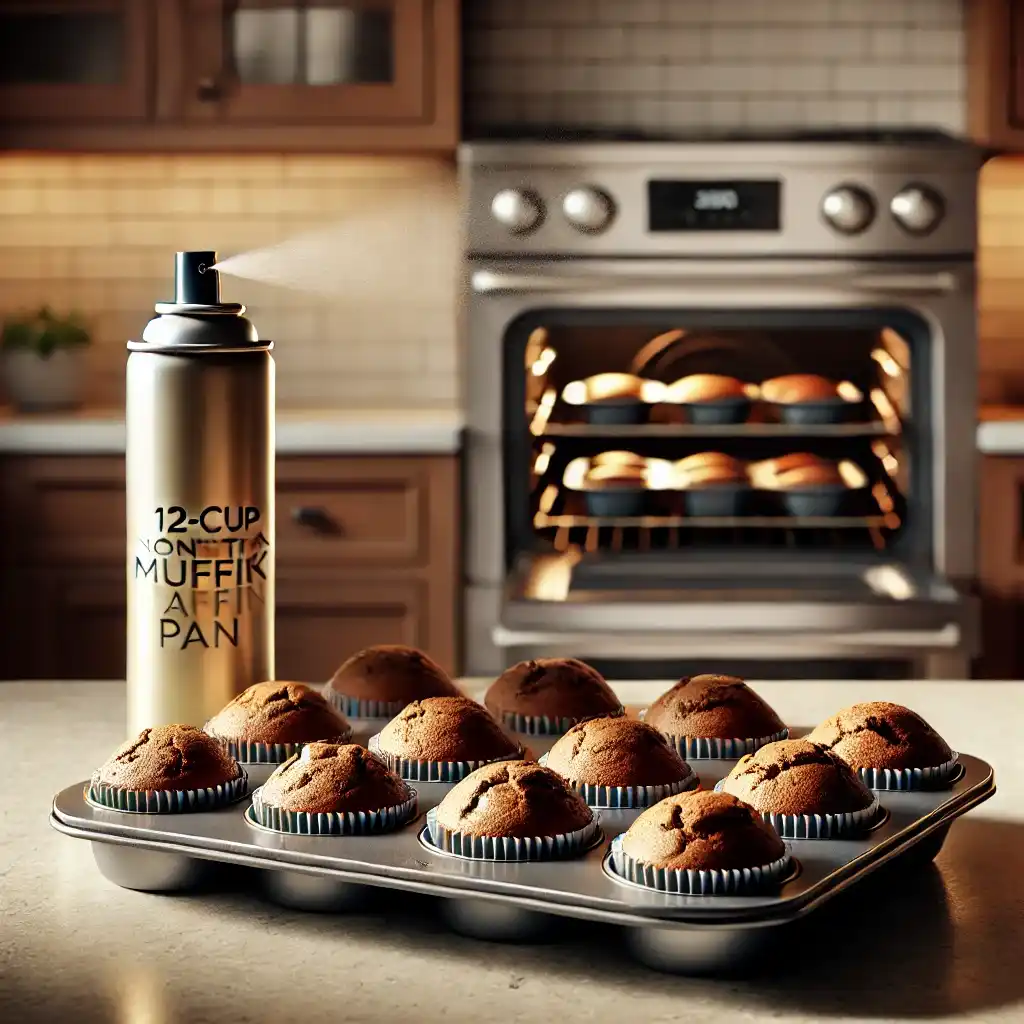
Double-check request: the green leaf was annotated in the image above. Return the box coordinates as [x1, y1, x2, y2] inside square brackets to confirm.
[0, 306, 92, 356]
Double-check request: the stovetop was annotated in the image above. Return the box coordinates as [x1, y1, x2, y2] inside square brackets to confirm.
[465, 126, 968, 146]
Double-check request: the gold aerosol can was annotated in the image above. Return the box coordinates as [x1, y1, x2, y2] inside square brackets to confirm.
[126, 251, 275, 734]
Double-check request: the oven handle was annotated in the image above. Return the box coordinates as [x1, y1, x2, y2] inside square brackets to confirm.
[492, 624, 961, 651]
[470, 270, 960, 296]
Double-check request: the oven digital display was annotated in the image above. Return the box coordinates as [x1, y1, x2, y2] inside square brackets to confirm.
[648, 179, 782, 232]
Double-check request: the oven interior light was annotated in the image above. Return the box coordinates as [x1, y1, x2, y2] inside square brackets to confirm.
[838, 460, 868, 489]
[538, 484, 559, 515]
[529, 388, 557, 436]
[871, 348, 903, 378]
[533, 443, 555, 477]
[863, 564, 915, 601]
[561, 380, 587, 406]
[878, 328, 910, 370]
[531, 346, 557, 377]
[869, 387, 902, 434]
[836, 380, 863, 402]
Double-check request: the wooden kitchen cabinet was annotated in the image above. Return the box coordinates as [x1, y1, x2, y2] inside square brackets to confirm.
[976, 454, 1024, 676]
[968, 0, 1024, 150]
[0, 0, 459, 152]
[0, 453, 459, 680]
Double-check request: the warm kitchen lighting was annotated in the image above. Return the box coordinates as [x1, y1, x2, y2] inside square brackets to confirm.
[529, 387, 557, 436]
[870, 387, 902, 434]
[871, 347, 904, 378]
[864, 564, 915, 601]
[838, 460, 868, 490]
[836, 380, 864, 402]
[533, 442, 555, 477]
[522, 551, 579, 601]
[531, 346, 557, 377]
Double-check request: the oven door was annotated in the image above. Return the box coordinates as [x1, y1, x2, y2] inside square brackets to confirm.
[465, 258, 978, 667]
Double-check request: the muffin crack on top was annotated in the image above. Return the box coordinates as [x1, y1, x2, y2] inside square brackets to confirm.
[734, 743, 840, 783]
[819, 717, 906, 748]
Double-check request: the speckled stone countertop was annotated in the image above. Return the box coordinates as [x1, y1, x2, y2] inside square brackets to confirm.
[3, 679, 1023, 1024]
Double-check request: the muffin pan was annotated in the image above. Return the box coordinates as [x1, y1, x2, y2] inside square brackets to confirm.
[50, 715, 994, 976]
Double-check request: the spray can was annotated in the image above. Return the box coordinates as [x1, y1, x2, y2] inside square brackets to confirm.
[126, 251, 275, 734]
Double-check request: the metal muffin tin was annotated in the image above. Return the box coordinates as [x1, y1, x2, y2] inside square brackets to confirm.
[49, 716, 995, 975]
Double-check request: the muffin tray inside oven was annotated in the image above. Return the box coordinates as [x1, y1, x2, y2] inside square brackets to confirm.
[49, 720, 995, 976]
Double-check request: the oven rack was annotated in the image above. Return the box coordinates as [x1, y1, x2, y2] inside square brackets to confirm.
[537, 420, 892, 439]
[534, 511, 888, 530]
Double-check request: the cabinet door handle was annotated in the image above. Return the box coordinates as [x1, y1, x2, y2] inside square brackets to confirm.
[291, 506, 341, 534]
[196, 77, 222, 102]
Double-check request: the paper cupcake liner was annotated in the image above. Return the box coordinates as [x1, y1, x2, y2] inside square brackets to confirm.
[86, 770, 248, 813]
[203, 726, 354, 765]
[609, 833, 792, 895]
[321, 685, 407, 720]
[855, 752, 960, 791]
[713, 780, 881, 838]
[250, 783, 418, 835]
[537, 752, 700, 808]
[367, 734, 525, 782]
[638, 713, 789, 760]
[498, 706, 625, 737]
[425, 806, 602, 861]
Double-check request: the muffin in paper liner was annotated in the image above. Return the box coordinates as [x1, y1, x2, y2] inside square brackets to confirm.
[249, 782, 418, 836]
[608, 833, 792, 895]
[321, 685, 407, 721]
[500, 706, 625, 737]
[203, 728, 353, 765]
[638, 709, 789, 760]
[424, 806, 602, 861]
[86, 770, 249, 813]
[712, 779, 881, 838]
[855, 752, 960, 792]
[537, 751, 700, 809]
[367, 733, 525, 782]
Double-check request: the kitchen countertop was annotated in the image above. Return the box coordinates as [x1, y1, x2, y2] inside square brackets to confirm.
[0, 406, 1021, 455]
[3, 678, 1022, 1023]
[0, 407, 463, 455]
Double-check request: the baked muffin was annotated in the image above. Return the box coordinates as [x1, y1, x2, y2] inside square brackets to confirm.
[665, 374, 748, 403]
[371, 696, 522, 781]
[205, 681, 352, 761]
[772, 456, 844, 489]
[806, 701, 957, 789]
[674, 452, 748, 487]
[252, 742, 416, 834]
[612, 790, 789, 894]
[429, 760, 597, 859]
[644, 675, 787, 758]
[592, 450, 647, 469]
[326, 644, 460, 717]
[580, 373, 645, 403]
[719, 739, 878, 837]
[761, 374, 840, 404]
[544, 715, 696, 806]
[484, 658, 624, 735]
[90, 725, 246, 812]
[585, 460, 647, 487]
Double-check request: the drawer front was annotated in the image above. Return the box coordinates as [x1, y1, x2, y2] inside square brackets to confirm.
[277, 457, 434, 568]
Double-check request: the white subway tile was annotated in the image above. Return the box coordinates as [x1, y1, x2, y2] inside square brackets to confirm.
[706, 96, 746, 126]
[592, 63, 664, 94]
[630, 25, 706, 60]
[868, 26, 908, 60]
[834, 63, 960, 95]
[904, 96, 967, 131]
[557, 26, 628, 61]
[595, 0, 664, 24]
[906, 27, 964, 63]
[744, 97, 810, 127]
[833, 0, 910, 25]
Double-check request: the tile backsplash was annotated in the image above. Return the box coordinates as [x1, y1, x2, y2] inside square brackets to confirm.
[464, 0, 966, 133]
[0, 155, 459, 409]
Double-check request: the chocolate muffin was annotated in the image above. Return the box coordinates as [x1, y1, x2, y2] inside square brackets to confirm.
[326, 644, 460, 717]
[90, 725, 246, 812]
[434, 760, 595, 839]
[205, 681, 351, 758]
[620, 790, 786, 872]
[373, 696, 521, 774]
[545, 716, 693, 789]
[258, 742, 410, 816]
[484, 658, 624, 734]
[720, 738, 876, 818]
[807, 701, 955, 776]
[644, 675, 786, 757]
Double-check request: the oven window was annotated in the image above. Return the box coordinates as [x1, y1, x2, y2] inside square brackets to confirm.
[503, 309, 930, 569]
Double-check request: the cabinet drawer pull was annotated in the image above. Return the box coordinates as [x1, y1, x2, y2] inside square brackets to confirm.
[291, 507, 340, 534]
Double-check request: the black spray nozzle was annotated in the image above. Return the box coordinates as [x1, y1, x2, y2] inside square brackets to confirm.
[175, 251, 220, 305]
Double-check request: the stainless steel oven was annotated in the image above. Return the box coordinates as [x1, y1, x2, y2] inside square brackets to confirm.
[461, 131, 980, 680]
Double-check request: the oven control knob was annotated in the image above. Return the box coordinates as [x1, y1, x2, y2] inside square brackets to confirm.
[490, 188, 544, 234]
[890, 185, 944, 235]
[821, 185, 876, 235]
[562, 187, 616, 233]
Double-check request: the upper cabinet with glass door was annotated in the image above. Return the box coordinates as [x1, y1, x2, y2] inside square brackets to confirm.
[0, 0, 459, 151]
[0, 0, 151, 123]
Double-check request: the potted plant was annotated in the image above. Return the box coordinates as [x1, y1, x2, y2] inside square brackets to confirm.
[0, 306, 91, 411]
